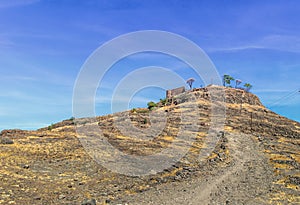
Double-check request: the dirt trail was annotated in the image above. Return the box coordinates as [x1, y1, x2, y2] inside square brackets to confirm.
[114, 133, 277, 205]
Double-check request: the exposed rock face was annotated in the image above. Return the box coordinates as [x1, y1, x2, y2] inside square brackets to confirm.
[0, 129, 29, 138]
[174, 85, 262, 106]
[0, 137, 14, 144]
[224, 87, 262, 105]
[81, 198, 96, 205]
[0, 86, 299, 204]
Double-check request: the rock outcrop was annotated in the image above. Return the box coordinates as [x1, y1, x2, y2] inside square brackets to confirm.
[0, 86, 299, 204]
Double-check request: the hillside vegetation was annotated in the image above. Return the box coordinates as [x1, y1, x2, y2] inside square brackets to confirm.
[0, 86, 299, 204]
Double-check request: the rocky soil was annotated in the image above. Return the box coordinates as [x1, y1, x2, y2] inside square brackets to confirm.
[113, 132, 279, 205]
[0, 86, 299, 204]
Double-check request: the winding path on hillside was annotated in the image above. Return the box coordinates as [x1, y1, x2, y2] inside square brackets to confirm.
[114, 133, 278, 205]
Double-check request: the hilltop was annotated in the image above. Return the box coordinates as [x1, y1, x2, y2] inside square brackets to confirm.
[0, 86, 299, 204]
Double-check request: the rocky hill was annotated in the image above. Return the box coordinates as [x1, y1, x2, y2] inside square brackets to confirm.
[0, 86, 299, 204]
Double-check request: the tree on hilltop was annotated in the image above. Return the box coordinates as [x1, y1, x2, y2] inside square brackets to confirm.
[186, 78, 195, 89]
[244, 83, 253, 92]
[235, 79, 242, 88]
[223, 74, 235, 87]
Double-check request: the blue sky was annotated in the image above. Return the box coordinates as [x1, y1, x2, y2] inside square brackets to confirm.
[0, 0, 299, 130]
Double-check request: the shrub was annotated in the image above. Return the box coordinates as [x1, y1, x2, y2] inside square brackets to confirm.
[48, 124, 54, 131]
[143, 118, 148, 124]
[160, 98, 167, 106]
[147, 101, 157, 110]
[136, 108, 149, 113]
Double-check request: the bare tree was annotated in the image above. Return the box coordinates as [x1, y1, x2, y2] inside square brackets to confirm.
[186, 78, 195, 89]
[235, 79, 242, 88]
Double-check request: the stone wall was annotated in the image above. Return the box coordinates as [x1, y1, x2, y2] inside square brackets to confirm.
[166, 86, 186, 99]
[173, 85, 263, 106]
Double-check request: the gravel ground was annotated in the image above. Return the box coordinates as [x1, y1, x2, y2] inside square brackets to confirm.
[113, 133, 281, 205]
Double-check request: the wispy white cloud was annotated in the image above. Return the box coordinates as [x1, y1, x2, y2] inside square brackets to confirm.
[0, 122, 49, 130]
[260, 34, 300, 53]
[0, 75, 36, 81]
[74, 22, 121, 37]
[267, 95, 299, 107]
[209, 45, 265, 52]
[256, 88, 300, 107]
[284, 63, 300, 68]
[253, 89, 291, 93]
[208, 34, 300, 53]
[96, 94, 154, 104]
[0, 0, 40, 8]
[0, 38, 14, 47]
[0, 90, 27, 98]
[14, 122, 49, 128]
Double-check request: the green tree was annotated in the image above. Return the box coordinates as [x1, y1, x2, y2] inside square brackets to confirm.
[244, 83, 253, 92]
[147, 101, 157, 110]
[223, 74, 234, 87]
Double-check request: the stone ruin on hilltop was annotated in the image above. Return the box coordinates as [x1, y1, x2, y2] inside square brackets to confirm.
[165, 85, 262, 106]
